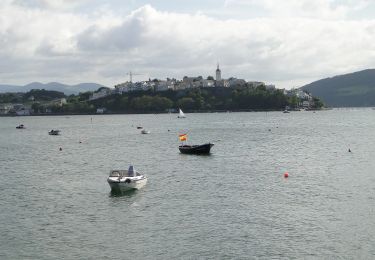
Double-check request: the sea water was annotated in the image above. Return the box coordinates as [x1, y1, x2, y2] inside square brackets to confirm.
[1, 109, 375, 259]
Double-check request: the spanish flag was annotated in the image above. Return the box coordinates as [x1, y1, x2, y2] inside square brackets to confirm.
[179, 134, 187, 141]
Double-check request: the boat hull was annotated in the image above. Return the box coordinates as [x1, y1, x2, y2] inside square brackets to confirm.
[179, 143, 214, 154]
[107, 176, 147, 191]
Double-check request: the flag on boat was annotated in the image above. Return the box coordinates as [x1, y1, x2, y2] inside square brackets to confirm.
[179, 134, 187, 141]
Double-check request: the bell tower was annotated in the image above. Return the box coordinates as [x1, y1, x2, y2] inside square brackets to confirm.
[216, 63, 221, 81]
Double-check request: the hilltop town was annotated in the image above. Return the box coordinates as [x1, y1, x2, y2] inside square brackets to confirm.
[89, 64, 316, 110]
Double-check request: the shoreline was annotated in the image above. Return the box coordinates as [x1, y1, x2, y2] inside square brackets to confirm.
[0, 108, 325, 117]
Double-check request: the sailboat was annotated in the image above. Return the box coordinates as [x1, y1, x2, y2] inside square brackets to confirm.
[178, 108, 186, 118]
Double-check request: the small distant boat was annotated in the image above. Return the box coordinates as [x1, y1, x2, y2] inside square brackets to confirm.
[179, 143, 214, 155]
[48, 129, 61, 135]
[177, 108, 186, 118]
[283, 106, 290, 113]
[137, 126, 143, 129]
[107, 165, 147, 192]
[16, 124, 25, 129]
[141, 129, 150, 134]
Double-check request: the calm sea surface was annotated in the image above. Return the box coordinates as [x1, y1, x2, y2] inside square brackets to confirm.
[1, 109, 375, 259]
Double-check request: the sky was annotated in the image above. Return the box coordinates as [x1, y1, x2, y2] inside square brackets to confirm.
[1, 0, 375, 89]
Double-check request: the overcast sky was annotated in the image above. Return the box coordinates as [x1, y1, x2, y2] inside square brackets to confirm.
[1, 0, 375, 89]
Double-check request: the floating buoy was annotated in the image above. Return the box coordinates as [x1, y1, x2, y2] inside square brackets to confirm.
[284, 172, 289, 178]
[59, 147, 62, 151]
[348, 148, 351, 152]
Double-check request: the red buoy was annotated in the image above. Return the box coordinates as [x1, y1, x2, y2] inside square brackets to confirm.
[284, 172, 289, 178]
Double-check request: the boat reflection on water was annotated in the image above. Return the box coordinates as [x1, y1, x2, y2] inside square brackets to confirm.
[109, 188, 137, 197]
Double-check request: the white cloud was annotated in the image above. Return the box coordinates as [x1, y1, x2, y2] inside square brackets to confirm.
[1, 2, 375, 88]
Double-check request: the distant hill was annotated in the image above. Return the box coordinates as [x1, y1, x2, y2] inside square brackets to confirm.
[0, 82, 109, 95]
[301, 69, 375, 107]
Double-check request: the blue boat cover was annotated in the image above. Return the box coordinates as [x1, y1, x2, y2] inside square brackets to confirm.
[128, 165, 135, 177]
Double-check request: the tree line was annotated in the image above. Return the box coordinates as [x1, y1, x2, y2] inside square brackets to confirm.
[1, 86, 324, 114]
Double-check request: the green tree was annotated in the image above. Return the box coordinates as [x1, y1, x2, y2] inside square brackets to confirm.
[177, 97, 195, 110]
[31, 102, 42, 113]
[312, 97, 324, 109]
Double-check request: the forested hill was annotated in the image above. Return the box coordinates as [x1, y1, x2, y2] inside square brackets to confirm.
[301, 69, 375, 107]
[88, 87, 290, 113]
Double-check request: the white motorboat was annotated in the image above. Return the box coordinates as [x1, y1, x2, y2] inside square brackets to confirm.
[107, 166, 147, 192]
[177, 108, 186, 118]
[141, 129, 150, 134]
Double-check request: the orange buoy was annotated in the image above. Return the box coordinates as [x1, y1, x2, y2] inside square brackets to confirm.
[284, 172, 289, 178]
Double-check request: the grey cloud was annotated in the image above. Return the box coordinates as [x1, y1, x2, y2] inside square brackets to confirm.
[77, 8, 148, 52]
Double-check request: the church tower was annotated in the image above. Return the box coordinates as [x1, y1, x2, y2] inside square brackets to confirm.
[216, 63, 221, 81]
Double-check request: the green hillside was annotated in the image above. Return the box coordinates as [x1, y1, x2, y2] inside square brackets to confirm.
[301, 69, 375, 107]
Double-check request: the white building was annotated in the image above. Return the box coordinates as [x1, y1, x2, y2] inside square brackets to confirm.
[12, 104, 31, 116]
[174, 82, 189, 90]
[116, 81, 154, 93]
[201, 79, 215, 88]
[248, 81, 265, 88]
[50, 98, 67, 107]
[96, 107, 106, 114]
[265, 85, 276, 91]
[295, 90, 312, 100]
[16, 108, 31, 116]
[154, 80, 175, 91]
[115, 82, 131, 93]
[89, 88, 111, 100]
[216, 79, 230, 88]
[0, 104, 12, 115]
[227, 78, 246, 88]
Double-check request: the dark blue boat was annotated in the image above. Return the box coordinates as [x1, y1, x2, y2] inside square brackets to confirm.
[178, 143, 214, 154]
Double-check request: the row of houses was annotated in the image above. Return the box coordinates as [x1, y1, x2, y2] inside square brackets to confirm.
[88, 64, 278, 101]
[0, 98, 67, 115]
[0, 103, 32, 115]
[284, 88, 314, 108]
[90, 78, 276, 101]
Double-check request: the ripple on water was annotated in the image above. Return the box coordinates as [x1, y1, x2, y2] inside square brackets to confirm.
[1, 110, 375, 259]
